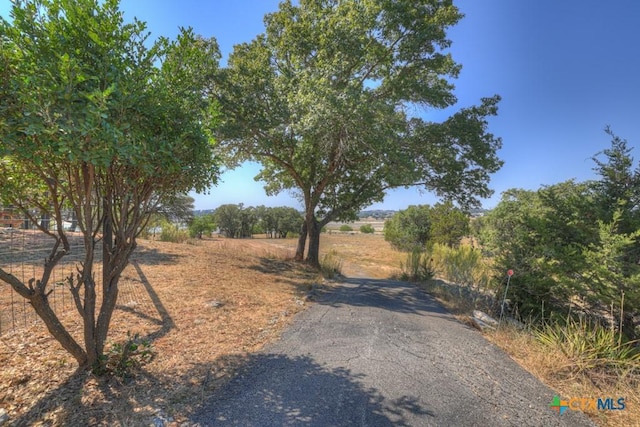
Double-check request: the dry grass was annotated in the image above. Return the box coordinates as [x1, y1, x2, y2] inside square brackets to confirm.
[0, 237, 317, 426]
[3, 232, 638, 426]
[263, 233, 405, 278]
[486, 326, 640, 427]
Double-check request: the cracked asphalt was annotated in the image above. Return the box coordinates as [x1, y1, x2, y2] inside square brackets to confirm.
[191, 278, 595, 426]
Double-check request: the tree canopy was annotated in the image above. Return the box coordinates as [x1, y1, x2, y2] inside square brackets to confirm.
[0, 0, 220, 370]
[214, 0, 502, 265]
[384, 202, 468, 251]
[476, 130, 640, 322]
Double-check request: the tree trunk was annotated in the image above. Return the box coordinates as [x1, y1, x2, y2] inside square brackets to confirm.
[30, 292, 88, 366]
[295, 221, 308, 261]
[306, 218, 321, 267]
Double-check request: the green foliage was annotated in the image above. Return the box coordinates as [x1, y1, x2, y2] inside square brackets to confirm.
[320, 249, 343, 279]
[215, 204, 302, 238]
[215, 0, 502, 264]
[155, 193, 195, 224]
[385, 203, 469, 251]
[384, 205, 432, 251]
[535, 317, 640, 374]
[215, 204, 244, 238]
[478, 182, 600, 318]
[359, 224, 375, 234]
[101, 332, 154, 379]
[581, 212, 640, 308]
[400, 248, 434, 282]
[188, 214, 216, 239]
[339, 224, 353, 232]
[429, 201, 470, 247]
[476, 130, 640, 323]
[271, 206, 303, 238]
[591, 127, 640, 233]
[0, 0, 220, 369]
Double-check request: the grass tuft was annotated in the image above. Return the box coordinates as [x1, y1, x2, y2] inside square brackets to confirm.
[534, 316, 640, 376]
[399, 248, 434, 282]
[320, 249, 343, 279]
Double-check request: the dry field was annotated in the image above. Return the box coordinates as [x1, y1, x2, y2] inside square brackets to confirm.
[1, 232, 637, 426]
[0, 237, 317, 426]
[262, 232, 405, 279]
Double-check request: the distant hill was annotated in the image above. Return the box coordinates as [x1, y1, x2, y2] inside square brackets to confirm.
[357, 210, 396, 219]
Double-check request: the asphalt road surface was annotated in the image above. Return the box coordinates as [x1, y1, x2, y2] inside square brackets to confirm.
[191, 278, 596, 426]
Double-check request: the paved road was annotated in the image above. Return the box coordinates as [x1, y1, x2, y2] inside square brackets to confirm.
[191, 278, 595, 426]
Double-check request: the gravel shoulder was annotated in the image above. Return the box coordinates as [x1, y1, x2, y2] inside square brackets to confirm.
[191, 277, 595, 426]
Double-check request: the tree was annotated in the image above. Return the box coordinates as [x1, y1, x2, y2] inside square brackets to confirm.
[591, 127, 640, 264]
[0, 0, 220, 370]
[429, 201, 469, 247]
[272, 206, 303, 238]
[189, 214, 216, 239]
[215, 204, 243, 238]
[477, 183, 600, 318]
[215, 0, 502, 266]
[384, 205, 432, 251]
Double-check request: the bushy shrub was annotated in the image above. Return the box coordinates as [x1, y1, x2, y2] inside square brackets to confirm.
[339, 224, 353, 232]
[359, 224, 375, 234]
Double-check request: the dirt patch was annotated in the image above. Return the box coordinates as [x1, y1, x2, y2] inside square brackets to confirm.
[0, 237, 318, 426]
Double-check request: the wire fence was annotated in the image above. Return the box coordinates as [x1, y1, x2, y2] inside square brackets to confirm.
[0, 208, 158, 337]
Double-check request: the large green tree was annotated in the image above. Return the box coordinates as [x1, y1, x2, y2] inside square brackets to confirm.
[215, 0, 502, 266]
[0, 0, 220, 370]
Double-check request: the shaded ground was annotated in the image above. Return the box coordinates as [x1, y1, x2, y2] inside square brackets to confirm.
[192, 277, 595, 426]
[0, 237, 316, 426]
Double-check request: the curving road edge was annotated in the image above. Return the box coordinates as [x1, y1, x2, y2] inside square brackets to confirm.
[191, 278, 596, 426]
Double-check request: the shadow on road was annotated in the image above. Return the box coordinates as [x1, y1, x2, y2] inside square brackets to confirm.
[317, 276, 454, 318]
[191, 353, 433, 426]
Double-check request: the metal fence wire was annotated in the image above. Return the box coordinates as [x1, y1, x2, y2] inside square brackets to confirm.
[0, 207, 155, 337]
[1, 211, 86, 335]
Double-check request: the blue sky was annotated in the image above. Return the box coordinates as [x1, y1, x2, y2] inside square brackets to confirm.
[2, 0, 639, 211]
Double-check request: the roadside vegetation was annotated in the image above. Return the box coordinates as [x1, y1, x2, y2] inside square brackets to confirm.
[380, 129, 640, 427]
[1, 0, 638, 426]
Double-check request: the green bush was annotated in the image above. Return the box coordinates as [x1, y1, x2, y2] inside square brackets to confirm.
[359, 224, 375, 234]
[339, 224, 353, 232]
[100, 332, 154, 379]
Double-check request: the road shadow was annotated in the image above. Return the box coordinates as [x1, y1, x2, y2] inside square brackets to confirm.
[317, 276, 455, 318]
[190, 353, 433, 426]
[242, 256, 319, 294]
